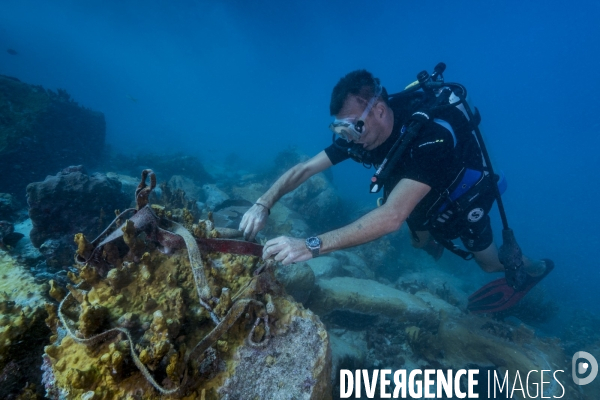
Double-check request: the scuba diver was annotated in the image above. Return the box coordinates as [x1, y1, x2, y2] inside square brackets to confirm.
[239, 64, 554, 313]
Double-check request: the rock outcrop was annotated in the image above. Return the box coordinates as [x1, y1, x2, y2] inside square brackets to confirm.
[0, 75, 105, 200]
[27, 166, 129, 267]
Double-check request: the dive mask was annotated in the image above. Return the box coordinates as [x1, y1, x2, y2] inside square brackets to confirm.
[329, 85, 383, 142]
[329, 117, 364, 142]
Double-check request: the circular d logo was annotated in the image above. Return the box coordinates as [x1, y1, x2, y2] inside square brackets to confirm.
[572, 351, 598, 385]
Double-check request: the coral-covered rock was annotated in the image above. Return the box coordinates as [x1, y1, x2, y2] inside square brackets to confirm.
[41, 174, 331, 399]
[26, 167, 128, 267]
[43, 246, 331, 399]
[0, 75, 105, 200]
[0, 250, 50, 399]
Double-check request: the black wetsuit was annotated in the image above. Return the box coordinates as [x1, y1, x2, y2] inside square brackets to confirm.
[324, 94, 495, 252]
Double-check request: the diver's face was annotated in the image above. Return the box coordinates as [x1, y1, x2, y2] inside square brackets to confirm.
[335, 95, 385, 151]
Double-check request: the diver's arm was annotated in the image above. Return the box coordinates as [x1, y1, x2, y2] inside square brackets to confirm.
[257, 151, 333, 208]
[262, 178, 431, 264]
[319, 178, 430, 253]
[240, 151, 333, 240]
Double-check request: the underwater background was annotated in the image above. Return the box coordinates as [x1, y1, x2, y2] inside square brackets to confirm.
[1, 0, 600, 398]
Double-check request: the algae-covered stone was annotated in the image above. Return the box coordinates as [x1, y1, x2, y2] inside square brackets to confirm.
[0, 250, 50, 398]
[308, 276, 439, 323]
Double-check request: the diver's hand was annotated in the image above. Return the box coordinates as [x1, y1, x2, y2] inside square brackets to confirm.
[239, 203, 269, 241]
[262, 236, 312, 265]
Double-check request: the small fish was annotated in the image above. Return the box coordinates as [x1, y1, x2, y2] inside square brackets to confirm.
[126, 94, 138, 102]
[7, 48, 18, 55]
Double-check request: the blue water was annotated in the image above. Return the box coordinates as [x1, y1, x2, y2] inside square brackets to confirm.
[2, 0, 599, 318]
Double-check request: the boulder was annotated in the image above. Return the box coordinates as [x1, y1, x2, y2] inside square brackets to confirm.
[168, 175, 204, 203]
[231, 182, 311, 238]
[202, 183, 230, 210]
[0, 75, 105, 201]
[218, 314, 331, 400]
[308, 277, 451, 324]
[26, 167, 129, 267]
[106, 172, 140, 208]
[334, 250, 374, 279]
[211, 199, 254, 229]
[281, 173, 342, 230]
[274, 262, 316, 304]
[268, 205, 310, 238]
[305, 256, 345, 279]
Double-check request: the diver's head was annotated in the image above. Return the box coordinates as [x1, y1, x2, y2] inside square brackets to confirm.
[329, 70, 393, 151]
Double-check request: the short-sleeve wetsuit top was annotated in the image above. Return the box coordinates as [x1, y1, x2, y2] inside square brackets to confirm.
[323, 93, 484, 221]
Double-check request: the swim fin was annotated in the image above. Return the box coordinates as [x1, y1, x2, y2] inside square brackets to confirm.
[467, 259, 555, 314]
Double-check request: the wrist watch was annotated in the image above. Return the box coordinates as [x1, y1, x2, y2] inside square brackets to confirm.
[305, 236, 322, 258]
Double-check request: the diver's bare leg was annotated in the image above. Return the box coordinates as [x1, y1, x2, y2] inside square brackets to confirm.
[474, 243, 545, 275]
[472, 242, 504, 273]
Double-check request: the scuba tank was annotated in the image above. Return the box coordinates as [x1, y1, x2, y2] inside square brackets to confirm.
[379, 63, 526, 289]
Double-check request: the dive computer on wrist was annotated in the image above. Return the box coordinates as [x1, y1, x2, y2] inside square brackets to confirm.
[305, 236, 322, 258]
